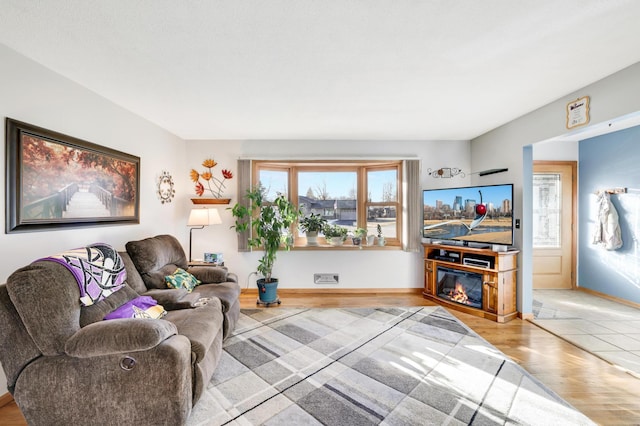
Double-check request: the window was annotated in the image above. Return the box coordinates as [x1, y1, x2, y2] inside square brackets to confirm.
[366, 168, 398, 239]
[253, 161, 402, 247]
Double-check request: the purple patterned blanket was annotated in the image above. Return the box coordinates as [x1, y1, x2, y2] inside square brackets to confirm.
[41, 243, 127, 306]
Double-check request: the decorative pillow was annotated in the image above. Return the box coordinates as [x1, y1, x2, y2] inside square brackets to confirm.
[165, 268, 201, 292]
[104, 296, 167, 320]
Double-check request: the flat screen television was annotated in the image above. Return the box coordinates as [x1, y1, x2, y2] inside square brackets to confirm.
[423, 183, 513, 247]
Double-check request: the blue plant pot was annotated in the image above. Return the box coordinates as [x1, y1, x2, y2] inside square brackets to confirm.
[257, 278, 279, 303]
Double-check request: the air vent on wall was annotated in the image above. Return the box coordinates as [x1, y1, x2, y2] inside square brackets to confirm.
[314, 273, 339, 284]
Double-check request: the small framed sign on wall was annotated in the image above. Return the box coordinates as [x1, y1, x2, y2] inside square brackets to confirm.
[566, 96, 590, 129]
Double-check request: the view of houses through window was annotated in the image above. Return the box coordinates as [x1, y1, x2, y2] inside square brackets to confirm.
[254, 161, 402, 245]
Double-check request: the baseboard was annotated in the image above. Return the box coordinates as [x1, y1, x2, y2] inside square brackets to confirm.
[241, 287, 424, 295]
[518, 312, 534, 320]
[576, 287, 640, 309]
[0, 392, 13, 407]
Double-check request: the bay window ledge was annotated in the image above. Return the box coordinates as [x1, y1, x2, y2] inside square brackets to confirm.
[291, 244, 400, 250]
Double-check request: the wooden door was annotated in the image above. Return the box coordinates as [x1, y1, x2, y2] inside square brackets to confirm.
[532, 162, 576, 289]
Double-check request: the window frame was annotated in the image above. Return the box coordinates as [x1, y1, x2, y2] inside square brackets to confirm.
[252, 160, 403, 248]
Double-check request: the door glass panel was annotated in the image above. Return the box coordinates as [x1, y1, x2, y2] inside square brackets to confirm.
[533, 173, 561, 248]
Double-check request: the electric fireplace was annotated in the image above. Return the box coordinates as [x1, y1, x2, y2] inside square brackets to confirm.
[436, 266, 483, 309]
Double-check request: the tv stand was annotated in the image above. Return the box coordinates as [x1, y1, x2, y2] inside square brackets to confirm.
[423, 243, 519, 323]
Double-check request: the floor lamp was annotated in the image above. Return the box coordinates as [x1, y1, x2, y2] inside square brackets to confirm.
[187, 208, 222, 262]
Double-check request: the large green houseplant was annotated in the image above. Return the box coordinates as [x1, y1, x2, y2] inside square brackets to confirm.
[230, 186, 300, 303]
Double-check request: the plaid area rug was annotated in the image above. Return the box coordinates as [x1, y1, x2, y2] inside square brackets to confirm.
[187, 306, 594, 425]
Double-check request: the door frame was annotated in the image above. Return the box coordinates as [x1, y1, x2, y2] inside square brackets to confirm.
[533, 160, 577, 289]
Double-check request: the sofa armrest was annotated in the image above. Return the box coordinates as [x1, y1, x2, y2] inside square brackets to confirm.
[65, 319, 177, 358]
[188, 266, 229, 283]
[143, 288, 202, 309]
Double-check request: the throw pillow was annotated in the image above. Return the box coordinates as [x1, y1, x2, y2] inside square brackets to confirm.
[104, 296, 167, 320]
[165, 268, 201, 292]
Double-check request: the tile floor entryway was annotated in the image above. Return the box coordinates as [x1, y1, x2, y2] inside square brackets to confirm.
[532, 289, 640, 379]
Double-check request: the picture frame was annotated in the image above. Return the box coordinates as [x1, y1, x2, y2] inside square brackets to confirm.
[566, 96, 590, 129]
[5, 118, 140, 233]
[203, 252, 223, 264]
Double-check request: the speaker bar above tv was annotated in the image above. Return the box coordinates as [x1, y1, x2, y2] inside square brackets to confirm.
[478, 168, 508, 176]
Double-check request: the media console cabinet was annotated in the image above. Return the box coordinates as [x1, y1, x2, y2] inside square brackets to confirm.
[422, 243, 519, 323]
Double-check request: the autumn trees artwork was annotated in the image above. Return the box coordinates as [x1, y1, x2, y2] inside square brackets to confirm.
[6, 118, 140, 232]
[21, 135, 137, 204]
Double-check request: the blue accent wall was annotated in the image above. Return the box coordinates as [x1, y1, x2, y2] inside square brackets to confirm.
[579, 125, 640, 303]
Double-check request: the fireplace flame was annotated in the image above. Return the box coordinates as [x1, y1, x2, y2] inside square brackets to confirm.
[448, 282, 469, 305]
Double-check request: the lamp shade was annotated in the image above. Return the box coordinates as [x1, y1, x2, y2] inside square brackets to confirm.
[208, 208, 222, 225]
[188, 208, 210, 226]
[188, 208, 222, 227]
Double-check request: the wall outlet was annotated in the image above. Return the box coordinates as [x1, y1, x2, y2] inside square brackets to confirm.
[314, 273, 339, 284]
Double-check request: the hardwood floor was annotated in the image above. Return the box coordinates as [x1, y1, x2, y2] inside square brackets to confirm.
[1, 290, 639, 425]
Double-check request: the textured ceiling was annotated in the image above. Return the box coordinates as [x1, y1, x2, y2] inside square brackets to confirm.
[1, 1, 640, 140]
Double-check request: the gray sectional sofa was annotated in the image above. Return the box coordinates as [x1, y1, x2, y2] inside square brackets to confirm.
[0, 234, 241, 425]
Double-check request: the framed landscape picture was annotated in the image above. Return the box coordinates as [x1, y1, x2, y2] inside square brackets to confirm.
[5, 118, 140, 233]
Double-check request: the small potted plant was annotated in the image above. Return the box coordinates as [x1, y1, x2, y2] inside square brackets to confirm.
[352, 227, 367, 245]
[299, 213, 328, 246]
[322, 224, 348, 246]
[376, 224, 386, 246]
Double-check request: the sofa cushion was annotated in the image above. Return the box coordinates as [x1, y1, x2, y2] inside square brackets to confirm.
[188, 266, 228, 283]
[165, 268, 201, 292]
[65, 318, 178, 357]
[41, 243, 127, 306]
[192, 282, 241, 313]
[126, 235, 189, 289]
[142, 288, 202, 310]
[80, 285, 140, 327]
[0, 284, 42, 393]
[119, 251, 148, 294]
[7, 261, 82, 356]
[163, 298, 223, 363]
[104, 296, 167, 320]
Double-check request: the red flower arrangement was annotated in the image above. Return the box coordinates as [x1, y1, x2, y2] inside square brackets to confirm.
[190, 158, 233, 198]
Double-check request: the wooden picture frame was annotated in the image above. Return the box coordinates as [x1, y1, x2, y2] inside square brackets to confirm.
[5, 118, 140, 233]
[566, 96, 590, 129]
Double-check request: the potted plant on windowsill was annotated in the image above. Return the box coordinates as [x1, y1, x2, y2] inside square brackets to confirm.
[230, 186, 300, 304]
[299, 213, 327, 246]
[352, 227, 367, 245]
[323, 223, 348, 246]
[376, 224, 386, 246]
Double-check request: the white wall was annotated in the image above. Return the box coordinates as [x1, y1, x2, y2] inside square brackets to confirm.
[470, 61, 640, 315]
[533, 140, 578, 161]
[0, 44, 188, 395]
[186, 139, 470, 291]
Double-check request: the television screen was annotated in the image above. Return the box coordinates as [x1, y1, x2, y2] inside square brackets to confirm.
[423, 184, 513, 246]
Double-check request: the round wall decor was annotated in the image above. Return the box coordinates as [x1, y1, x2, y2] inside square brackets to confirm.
[157, 171, 175, 204]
